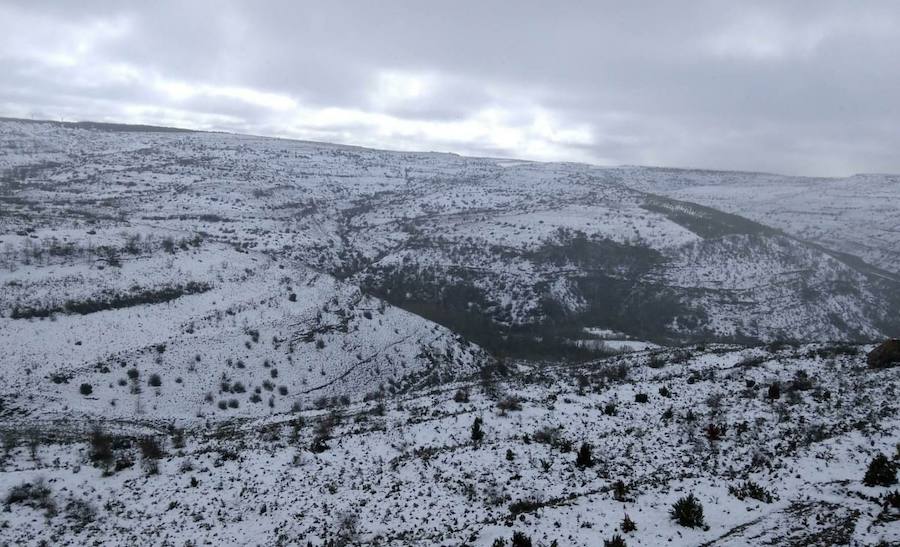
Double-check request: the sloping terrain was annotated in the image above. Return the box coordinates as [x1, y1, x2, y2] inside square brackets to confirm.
[0, 233, 484, 422]
[616, 166, 900, 276]
[2, 119, 898, 365]
[0, 344, 897, 546]
[1, 119, 899, 546]
[0, 121, 900, 416]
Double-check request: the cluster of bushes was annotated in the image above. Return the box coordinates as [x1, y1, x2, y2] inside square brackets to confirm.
[805, 344, 858, 360]
[310, 410, 343, 453]
[313, 395, 352, 409]
[491, 531, 534, 547]
[508, 499, 544, 516]
[87, 427, 167, 476]
[453, 388, 470, 403]
[5, 478, 56, 517]
[525, 425, 571, 452]
[728, 480, 775, 503]
[496, 396, 522, 414]
[10, 282, 210, 319]
[5, 476, 97, 529]
[218, 399, 240, 410]
[4, 232, 204, 272]
[595, 363, 629, 384]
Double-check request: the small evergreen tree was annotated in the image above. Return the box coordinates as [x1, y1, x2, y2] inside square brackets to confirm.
[670, 493, 705, 528]
[604, 534, 627, 547]
[576, 442, 593, 468]
[884, 490, 900, 509]
[705, 423, 726, 441]
[88, 427, 114, 471]
[863, 453, 897, 487]
[138, 437, 165, 460]
[471, 417, 484, 443]
[621, 513, 636, 532]
[510, 532, 532, 547]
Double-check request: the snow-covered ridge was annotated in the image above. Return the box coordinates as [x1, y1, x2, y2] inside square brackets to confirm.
[615, 166, 900, 276]
[2, 118, 898, 369]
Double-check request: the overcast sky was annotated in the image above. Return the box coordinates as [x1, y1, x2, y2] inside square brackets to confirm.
[2, 1, 898, 176]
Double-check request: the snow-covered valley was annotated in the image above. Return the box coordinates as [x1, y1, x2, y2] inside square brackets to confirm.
[1, 119, 898, 546]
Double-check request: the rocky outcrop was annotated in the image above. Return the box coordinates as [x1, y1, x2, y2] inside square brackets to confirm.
[867, 338, 900, 368]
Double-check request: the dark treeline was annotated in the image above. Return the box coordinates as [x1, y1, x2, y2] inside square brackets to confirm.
[9, 282, 211, 319]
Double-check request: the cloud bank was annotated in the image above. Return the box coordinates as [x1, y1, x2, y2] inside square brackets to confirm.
[2, 1, 898, 176]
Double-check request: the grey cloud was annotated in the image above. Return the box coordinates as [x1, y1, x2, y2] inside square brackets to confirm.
[2, 0, 899, 175]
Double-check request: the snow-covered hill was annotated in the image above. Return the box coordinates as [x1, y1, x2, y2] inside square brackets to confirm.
[2, 119, 898, 374]
[0, 235, 485, 423]
[615, 166, 900, 277]
[1, 343, 897, 546]
[2, 119, 899, 546]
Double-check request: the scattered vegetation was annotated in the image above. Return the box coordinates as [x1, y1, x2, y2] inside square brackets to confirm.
[10, 282, 211, 319]
[5, 478, 56, 517]
[88, 427, 115, 471]
[497, 395, 523, 414]
[728, 480, 775, 503]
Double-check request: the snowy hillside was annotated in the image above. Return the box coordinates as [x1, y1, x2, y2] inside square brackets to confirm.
[615, 166, 900, 277]
[2, 119, 898, 400]
[0, 233, 485, 423]
[1, 343, 897, 546]
[1, 119, 899, 547]
[3, 120, 897, 358]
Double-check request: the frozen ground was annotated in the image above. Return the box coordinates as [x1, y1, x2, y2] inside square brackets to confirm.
[0, 344, 897, 546]
[2, 119, 898, 355]
[616, 167, 900, 276]
[0, 237, 485, 422]
[1, 119, 899, 546]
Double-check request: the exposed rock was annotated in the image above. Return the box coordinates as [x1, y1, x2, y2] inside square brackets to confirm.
[867, 338, 900, 368]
